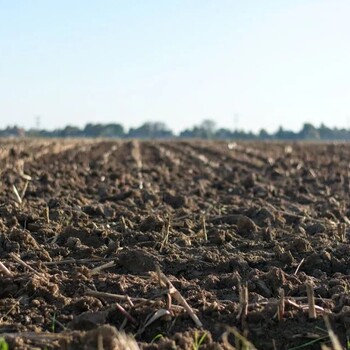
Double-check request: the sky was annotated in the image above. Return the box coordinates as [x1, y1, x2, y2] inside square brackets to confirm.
[0, 0, 349, 134]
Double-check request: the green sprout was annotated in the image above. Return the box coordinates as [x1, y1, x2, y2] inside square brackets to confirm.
[51, 312, 57, 333]
[151, 333, 164, 344]
[0, 337, 9, 350]
[193, 331, 207, 350]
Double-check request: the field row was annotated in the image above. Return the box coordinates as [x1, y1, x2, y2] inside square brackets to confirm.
[0, 140, 349, 349]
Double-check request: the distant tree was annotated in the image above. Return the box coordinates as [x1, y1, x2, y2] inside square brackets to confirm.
[274, 126, 298, 140]
[179, 119, 217, 139]
[101, 123, 124, 137]
[258, 129, 270, 140]
[84, 123, 104, 137]
[0, 126, 25, 137]
[215, 128, 234, 139]
[300, 123, 320, 140]
[319, 123, 332, 139]
[179, 128, 195, 138]
[200, 119, 216, 138]
[128, 122, 173, 139]
[4, 119, 350, 141]
[61, 125, 82, 137]
[201, 119, 216, 131]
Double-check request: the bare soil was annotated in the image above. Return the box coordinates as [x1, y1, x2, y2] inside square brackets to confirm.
[0, 139, 350, 349]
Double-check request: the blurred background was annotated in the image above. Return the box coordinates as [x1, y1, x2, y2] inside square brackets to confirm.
[0, 0, 349, 138]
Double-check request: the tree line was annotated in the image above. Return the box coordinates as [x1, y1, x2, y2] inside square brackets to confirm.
[1, 120, 350, 141]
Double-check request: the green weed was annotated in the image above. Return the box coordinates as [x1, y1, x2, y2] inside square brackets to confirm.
[288, 335, 329, 350]
[193, 331, 207, 350]
[51, 312, 57, 333]
[0, 337, 9, 350]
[151, 333, 164, 344]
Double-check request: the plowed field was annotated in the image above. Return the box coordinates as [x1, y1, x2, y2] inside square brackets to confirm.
[0, 139, 349, 349]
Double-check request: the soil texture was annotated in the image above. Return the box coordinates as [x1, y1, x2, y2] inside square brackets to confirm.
[0, 139, 349, 349]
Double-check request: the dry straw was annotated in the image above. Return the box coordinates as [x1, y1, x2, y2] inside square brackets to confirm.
[306, 283, 316, 319]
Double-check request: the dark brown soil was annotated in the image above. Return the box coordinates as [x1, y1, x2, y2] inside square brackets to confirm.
[0, 139, 350, 349]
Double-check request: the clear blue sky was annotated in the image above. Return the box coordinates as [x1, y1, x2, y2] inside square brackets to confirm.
[0, 0, 349, 133]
